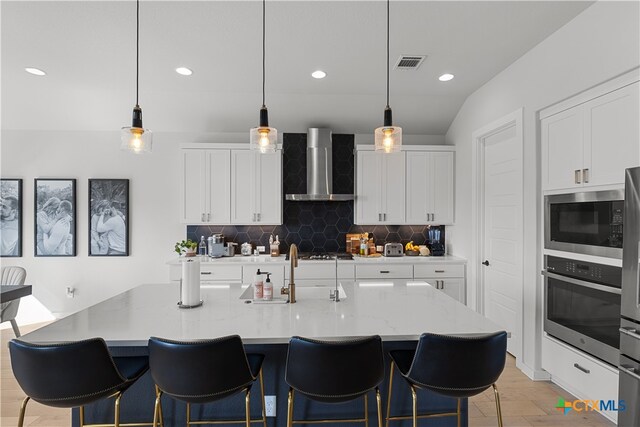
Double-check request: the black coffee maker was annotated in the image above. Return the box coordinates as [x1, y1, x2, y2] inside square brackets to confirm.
[427, 227, 445, 256]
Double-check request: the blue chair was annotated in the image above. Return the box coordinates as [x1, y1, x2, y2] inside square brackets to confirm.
[9, 337, 153, 427]
[148, 335, 266, 427]
[285, 335, 385, 427]
[385, 331, 508, 427]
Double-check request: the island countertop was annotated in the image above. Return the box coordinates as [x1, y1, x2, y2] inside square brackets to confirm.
[20, 280, 502, 347]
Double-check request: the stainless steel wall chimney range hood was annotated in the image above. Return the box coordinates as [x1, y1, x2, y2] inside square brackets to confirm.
[285, 128, 354, 201]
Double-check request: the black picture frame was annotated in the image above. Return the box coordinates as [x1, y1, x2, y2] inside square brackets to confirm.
[1, 178, 23, 257]
[88, 179, 129, 256]
[34, 178, 77, 257]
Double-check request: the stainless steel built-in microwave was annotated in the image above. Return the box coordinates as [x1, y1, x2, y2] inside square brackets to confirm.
[545, 190, 624, 259]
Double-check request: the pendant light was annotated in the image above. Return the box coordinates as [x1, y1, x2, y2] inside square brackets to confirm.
[250, 0, 277, 153]
[375, 0, 402, 153]
[120, 0, 152, 154]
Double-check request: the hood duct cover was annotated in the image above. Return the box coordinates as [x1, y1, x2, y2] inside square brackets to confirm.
[285, 128, 354, 201]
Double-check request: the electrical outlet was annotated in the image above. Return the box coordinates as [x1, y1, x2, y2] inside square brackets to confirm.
[66, 287, 75, 298]
[264, 395, 276, 417]
[257, 246, 266, 253]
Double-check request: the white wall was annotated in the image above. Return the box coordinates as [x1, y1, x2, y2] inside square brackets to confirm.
[0, 130, 250, 316]
[446, 1, 639, 377]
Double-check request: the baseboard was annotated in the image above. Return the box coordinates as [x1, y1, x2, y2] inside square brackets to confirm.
[517, 360, 551, 381]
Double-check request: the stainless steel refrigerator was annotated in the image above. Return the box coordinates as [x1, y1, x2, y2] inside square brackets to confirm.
[619, 166, 640, 427]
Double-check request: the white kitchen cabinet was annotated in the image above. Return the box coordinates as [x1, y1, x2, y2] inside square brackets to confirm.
[542, 81, 639, 191]
[414, 263, 466, 303]
[230, 150, 282, 225]
[355, 264, 413, 280]
[169, 262, 242, 284]
[180, 149, 231, 224]
[406, 151, 454, 225]
[355, 151, 405, 224]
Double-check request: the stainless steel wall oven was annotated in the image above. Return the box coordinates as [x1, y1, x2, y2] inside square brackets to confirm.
[545, 190, 624, 259]
[543, 255, 622, 367]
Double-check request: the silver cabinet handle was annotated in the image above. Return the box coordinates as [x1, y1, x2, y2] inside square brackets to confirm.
[620, 327, 640, 340]
[432, 213, 435, 222]
[207, 213, 210, 222]
[440, 280, 444, 290]
[573, 363, 590, 374]
[583, 168, 589, 183]
[575, 169, 582, 184]
[378, 213, 382, 222]
[201, 213, 205, 222]
[257, 213, 261, 222]
[380, 270, 390, 274]
[201, 271, 212, 275]
[435, 270, 445, 273]
[436, 280, 440, 289]
[384, 213, 387, 221]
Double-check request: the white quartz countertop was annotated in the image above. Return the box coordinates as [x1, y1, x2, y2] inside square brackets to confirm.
[21, 280, 501, 347]
[166, 254, 466, 266]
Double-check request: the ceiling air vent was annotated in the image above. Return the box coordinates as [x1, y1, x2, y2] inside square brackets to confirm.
[394, 55, 426, 70]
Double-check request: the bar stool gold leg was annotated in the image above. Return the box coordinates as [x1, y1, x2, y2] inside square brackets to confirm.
[186, 402, 191, 427]
[385, 360, 395, 427]
[493, 384, 503, 427]
[410, 386, 418, 427]
[287, 388, 294, 427]
[153, 387, 163, 427]
[17, 396, 30, 427]
[114, 392, 122, 427]
[157, 387, 165, 427]
[376, 388, 383, 427]
[364, 393, 369, 427]
[457, 398, 461, 427]
[79, 405, 85, 427]
[245, 389, 251, 427]
[259, 369, 267, 427]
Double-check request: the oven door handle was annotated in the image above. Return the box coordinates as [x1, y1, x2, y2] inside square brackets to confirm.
[620, 327, 640, 340]
[542, 271, 621, 295]
[619, 365, 640, 381]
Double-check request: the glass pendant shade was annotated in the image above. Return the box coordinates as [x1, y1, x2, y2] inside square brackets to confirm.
[120, 126, 152, 154]
[375, 125, 402, 153]
[250, 126, 277, 153]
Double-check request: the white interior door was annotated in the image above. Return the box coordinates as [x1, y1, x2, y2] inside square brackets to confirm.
[482, 124, 522, 358]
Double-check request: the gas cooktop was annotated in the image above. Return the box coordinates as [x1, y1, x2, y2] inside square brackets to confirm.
[285, 252, 353, 261]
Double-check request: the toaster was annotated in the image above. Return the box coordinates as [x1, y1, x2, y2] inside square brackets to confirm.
[383, 243, 404, 257]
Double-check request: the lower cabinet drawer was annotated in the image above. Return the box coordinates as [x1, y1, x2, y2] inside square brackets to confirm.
[169, 264, 242, 282]
[542, 335, 619, 423]
[355, 264, 413, 279]
[414, 264, 464, 278]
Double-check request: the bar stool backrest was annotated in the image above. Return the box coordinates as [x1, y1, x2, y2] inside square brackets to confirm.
[9, 338, 126, 407]
[148, 335, 255, 401]
[405, 331, 507, 397]
[285, 335, 384, 403]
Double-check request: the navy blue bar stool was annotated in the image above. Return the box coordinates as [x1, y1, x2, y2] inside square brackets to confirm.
[385, 331, 507, 427]
[148, 335, 266, 427]
[9, 338, 153, 427]
[285, 335, 385, 427]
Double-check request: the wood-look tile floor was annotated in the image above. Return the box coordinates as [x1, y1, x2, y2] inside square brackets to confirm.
[1, 323, 616, 427]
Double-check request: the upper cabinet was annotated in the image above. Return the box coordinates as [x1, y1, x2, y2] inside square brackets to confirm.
[355, 147, 454, 225]
[231, 149, 282, 225]
[180, 145, 282, 225]
[180, 149, 231, 224]
[406, 151, 454, 225]
[356, 151, 406, 224]
[542, 80, 639, 192]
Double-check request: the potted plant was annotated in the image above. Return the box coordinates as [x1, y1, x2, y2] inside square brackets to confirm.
[175, 239, 199, 257]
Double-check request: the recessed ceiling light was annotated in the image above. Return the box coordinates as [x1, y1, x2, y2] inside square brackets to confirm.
[439, 73, 454, 82]
[311, 70, 327, 79]
[25, 67, 46, 76]
[175, 67, 193, 76]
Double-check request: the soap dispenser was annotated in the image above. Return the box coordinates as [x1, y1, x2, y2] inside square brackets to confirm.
[263, 272, 273, 301]
[253, 269, 264, 300]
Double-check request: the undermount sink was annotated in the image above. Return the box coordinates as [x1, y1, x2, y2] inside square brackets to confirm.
[239, 283, 347, 302]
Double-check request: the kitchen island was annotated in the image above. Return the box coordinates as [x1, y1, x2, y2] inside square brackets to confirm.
[20, 280, 504, 426]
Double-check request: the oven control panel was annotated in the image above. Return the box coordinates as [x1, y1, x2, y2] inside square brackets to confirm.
[546, 255, 622, 287]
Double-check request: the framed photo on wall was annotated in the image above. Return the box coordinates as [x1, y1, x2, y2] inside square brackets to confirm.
[1, 178, 23, 257]
[89, 179, 129, 256]
[34, 178, 76, 257]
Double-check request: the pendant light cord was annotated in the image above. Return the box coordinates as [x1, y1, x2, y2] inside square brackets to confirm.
[136, 0, 140, 107]
[386, 0, 390, 108]
[262, 0, 266, 108]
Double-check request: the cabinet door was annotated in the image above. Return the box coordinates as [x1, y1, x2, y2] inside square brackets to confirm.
[207, 150, 231, 224]
[356, 151, 383, 224]
[231, 150, 257, 224]
[406, 152, 430, 224]
[430, 152, 454, 224]
[584, 82, 640, 187]
[180, 150, 207, 223]
[439, 278, 464, 303]
[256, 151, 282, 224]
[541, 108, 584, 191]
[382, 152, 406, 224]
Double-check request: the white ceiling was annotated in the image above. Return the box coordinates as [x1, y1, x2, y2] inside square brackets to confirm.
[1, 1, 593, 135]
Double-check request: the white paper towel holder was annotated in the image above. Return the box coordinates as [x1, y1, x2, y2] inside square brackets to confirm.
[178, 258, 203, 309]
